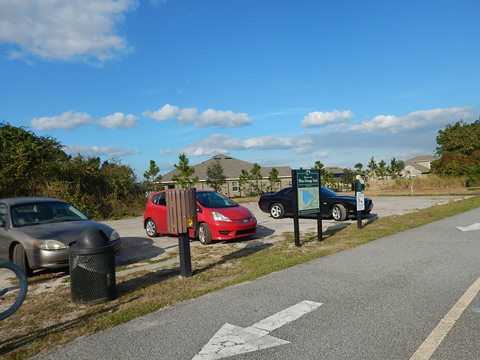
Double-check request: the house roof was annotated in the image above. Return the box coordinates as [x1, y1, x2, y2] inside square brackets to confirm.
[162, 154, 292, 182]
[404, 155, 436, 174]
[404, 163, 430, 174]
[405, 155, 436, 163]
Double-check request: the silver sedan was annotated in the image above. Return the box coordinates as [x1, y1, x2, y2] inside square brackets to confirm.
[0, 197, 121, 275]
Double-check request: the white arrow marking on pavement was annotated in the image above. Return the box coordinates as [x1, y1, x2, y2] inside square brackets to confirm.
[456, 223, 480, 232]
[192, 300, 322, 360]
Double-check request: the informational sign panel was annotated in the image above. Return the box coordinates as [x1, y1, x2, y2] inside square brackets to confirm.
[296, 170, 320, 216]
[356, 191, 365, 211]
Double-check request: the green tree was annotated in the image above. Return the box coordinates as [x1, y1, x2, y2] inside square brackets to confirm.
[206, 160, 226, 192]
[388, 157, 405, 179]
[238, 169, 251, 196]
[0, 122, 66, 197]
[435, 119, 480, 156]
[354, 163, 364, 176]
[341, 168, 355, 186]
[367, 157, 377, 178]
[313, 160, 335, 186]
[376, 160, 388, 179]
[250, 163, 263, 194]
[143, 160, 162, 191]
[432, 119, 480, 182]
[172, 153, 198, 188]
[268, 168, 280, 192]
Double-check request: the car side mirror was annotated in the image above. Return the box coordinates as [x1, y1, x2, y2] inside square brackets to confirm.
[84, 212, 93, 219]
[0, 219, 6, 227]
[196, 206, 202, 213]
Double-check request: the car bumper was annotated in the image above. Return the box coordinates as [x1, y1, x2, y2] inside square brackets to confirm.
[209, 219, 257, 241]
[27, 238, 122, 270]
[348, 203, 374, 216]
[258, 202, 269, 213]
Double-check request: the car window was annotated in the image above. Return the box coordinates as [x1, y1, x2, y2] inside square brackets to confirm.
[157, 193, 166, 206]
[11, 201, 88, 227]
[151, 193, 166, 206]
[0, 203, 7, 224]
[196, 192, 237, 208]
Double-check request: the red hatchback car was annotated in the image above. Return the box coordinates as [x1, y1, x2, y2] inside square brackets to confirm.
[143, 190, 257, 245]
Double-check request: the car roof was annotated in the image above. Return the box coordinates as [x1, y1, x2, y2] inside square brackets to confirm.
[0, 197, 65, 206]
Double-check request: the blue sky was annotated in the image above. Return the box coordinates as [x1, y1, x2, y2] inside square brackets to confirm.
[1, 0, 479, 178]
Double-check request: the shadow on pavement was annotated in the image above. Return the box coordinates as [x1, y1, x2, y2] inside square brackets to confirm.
[115, 237, 168, 265]
[250, 225, 275, 240]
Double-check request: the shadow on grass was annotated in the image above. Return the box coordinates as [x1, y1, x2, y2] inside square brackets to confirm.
[117, 239, 273, 293]
[0, 296, 141, 356]
[361, 214, 379, 228]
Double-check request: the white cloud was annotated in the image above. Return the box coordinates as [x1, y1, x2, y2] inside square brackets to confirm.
[63, 145, 139, 157]
[0, 0, 136, 62]
[199, 109, 251, 127]
[160, 149, 173, 154]
[143, 104, 179, 121]
[32, 111, 93, 130]
[177, 108, 252, 128]
[182, 134, 314, 156]
[302, 110, 353, 127]
[99, 112, 138, 128]
[348, 107, 473, 133]
[144, 104, 252, 128]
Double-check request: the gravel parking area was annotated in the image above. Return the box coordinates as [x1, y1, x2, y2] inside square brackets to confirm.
[105, 195, 466, 265]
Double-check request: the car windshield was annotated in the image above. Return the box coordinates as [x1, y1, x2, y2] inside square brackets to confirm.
[321, 186, 338, 197]
[11, 201, 88, 227]
[196, 192, 238, 209]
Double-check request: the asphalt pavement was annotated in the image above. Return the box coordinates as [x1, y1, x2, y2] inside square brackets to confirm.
[35, 205, 480, 359]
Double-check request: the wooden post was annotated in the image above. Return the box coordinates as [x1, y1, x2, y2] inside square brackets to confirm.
[166, 188, 197, 277]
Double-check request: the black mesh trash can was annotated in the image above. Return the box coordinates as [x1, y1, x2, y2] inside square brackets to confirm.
[69, 228, 117, 304]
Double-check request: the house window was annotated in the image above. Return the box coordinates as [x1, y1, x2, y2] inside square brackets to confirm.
[232, 182, 238, 192]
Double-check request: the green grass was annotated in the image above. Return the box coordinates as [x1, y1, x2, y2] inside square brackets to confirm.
[1, 196, 479, 360]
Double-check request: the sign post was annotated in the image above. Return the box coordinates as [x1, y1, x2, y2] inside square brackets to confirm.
[355, 177, 365, 229]
[292, 169, 322, 247]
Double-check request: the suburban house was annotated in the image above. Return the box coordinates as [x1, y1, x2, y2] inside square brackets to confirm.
[402, 155, 436, 178]
[161, 154, 292, 197]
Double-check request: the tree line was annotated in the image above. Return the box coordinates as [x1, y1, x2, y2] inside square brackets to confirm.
[0, 122, 144, 219]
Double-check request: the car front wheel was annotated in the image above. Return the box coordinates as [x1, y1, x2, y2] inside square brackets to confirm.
[145, 219, 159, 237]
[13, 243, 32, 276]
[198, 223, 212, 245]
[270, 203, 284, 219]
[331, 204, 347, 221]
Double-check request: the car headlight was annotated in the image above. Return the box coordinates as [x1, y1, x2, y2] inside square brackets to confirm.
[212, 212, 232, 222]
[109, 230, 120, 241]
[36, 240, 67, 250]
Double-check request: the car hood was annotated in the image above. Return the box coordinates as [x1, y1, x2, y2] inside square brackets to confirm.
[14, 220, 115, 245]
[210, 205, 253, 220]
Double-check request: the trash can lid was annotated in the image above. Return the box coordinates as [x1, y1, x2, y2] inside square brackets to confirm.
[77, 228, 109, 249]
